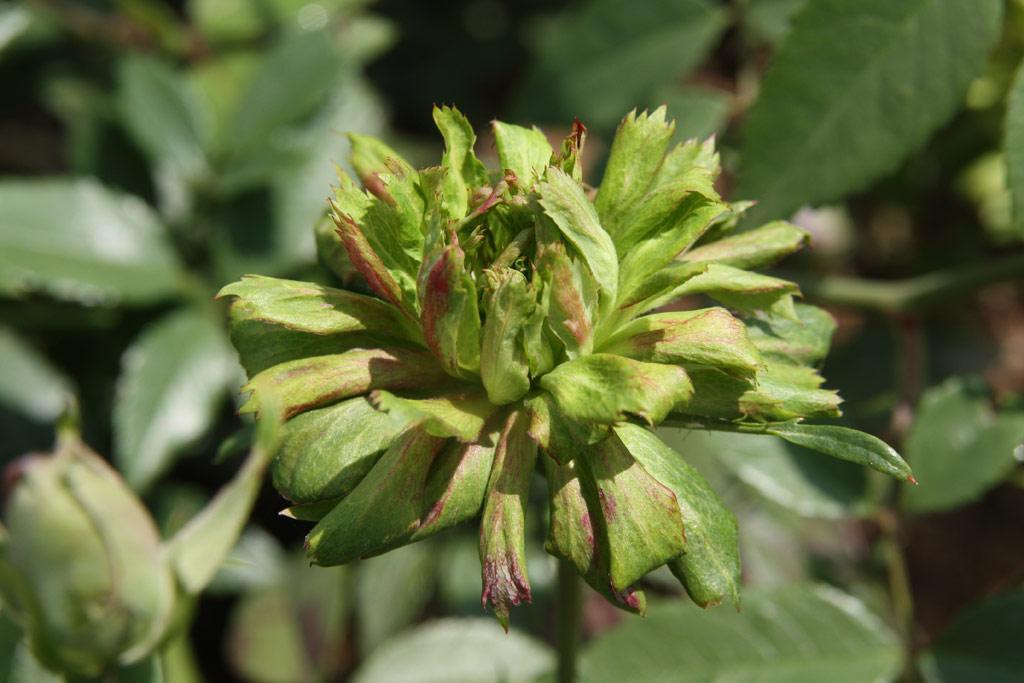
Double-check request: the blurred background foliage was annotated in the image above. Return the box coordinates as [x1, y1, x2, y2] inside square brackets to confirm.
[1, 0, 1023, 681]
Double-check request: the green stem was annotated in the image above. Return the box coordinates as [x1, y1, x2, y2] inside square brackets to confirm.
[555, 559, 582, 683]
[788, 250, 1024, 312]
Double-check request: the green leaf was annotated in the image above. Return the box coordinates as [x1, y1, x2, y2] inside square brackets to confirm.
[114, 307, 237, 492]
[480, 269, 534, 405]
[742, 0, 804, 47]
[739, 0, 1003, 223]
[370, 390, 496, 442]
[668, 263, 801, 320]
[0, 179, 184, 305]
[225, 30, 341, 158]
[541, 453, 646, 613]
[418, 244, 482, 376]
[239, 348, 456, 419]
[680, 220, 809, 270]
[305, 427, 448, 566]
[479, 410, 538, 629]
[166, 411, 281, 595]
[355, 543, 435, 656]
[219, 274, 419, 341]
[682, 365, 841, 422]
[902, 377, 1024, 513]
[272, 397, 400, 504]
[917, 589, 1024, 683]
[433, 105, 488, 219]
[765, 421, 912, 482]
[538, 167, 618, 309]
[580, 583, 902, 682]
[577, 433, 687, 592]
[536, 240, 596, 359]
[594, 107, 675, 249]
[745, 303, 836, 366]
[540, 354, 693, 426]
[0, 325, 73, 422]
[526, 392, 610, 465]
[1004, 62, 1024, 241]
[597, 308, 762, 378]
[616, 423, 740, 607]
[661, 427, 873, 519]
[515, 0, 728, 130]
[350, 618, 555, 683]
[116, 56, 210, 182]
[491, 121, 552, 189]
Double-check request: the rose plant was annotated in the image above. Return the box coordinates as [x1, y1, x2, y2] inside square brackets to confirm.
[219, 106, 914, 627]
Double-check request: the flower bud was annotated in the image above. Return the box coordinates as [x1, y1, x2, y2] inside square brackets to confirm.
[0, 440, 174, 676]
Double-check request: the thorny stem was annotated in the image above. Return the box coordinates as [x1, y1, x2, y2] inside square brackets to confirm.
[555, 559, 582, 683]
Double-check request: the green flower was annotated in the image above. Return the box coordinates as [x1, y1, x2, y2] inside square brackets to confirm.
[219, 106, 912, 627]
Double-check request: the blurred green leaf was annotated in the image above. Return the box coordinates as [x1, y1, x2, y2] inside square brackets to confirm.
[902, 377, 1024, 513]
[351, 618, 555, 683]
[739, 0, 1003, 223]
[207, 526, 287, 594]
[0, 326, 72, 422]
[117, 56, 211, 183]
[1004, 61, 1024, 240]
[516, 0, 728, 129]
[741, 0, 805, 47]
[917, 589, 1024, 682]
[8, 642, 63, 683]
[0, 5, 32, 57]
[0, 179, 185, 305]
[651, 86, 732, 142]
[355, 542, 436, 655]
[165, 410, 280, 594]
[225, 30, 342, 162]
[660, 429, 873, 518]
[580, 584, 901, 682]
[227, 556, 351, 683]
[114, 306, 237, 492]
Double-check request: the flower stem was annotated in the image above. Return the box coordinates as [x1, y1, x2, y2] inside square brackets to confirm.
[555, 559, 582, 683]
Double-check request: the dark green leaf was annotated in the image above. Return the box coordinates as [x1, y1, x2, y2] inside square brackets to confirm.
[305, 427, 448, 565]
[580, 584, 901, 682]
[272, 397, 400, 504]
[616, 423, 739, 607]
[766, 421, 912, 482]
[540, 354, 693, 426]
[903, 377, 1024, 512]
[117, 56, 210, 182]
[0, 179, 184, 305]
[660, 427, 873, 518]
[516, 0, 728, 130]
[541, 453, 646, 613]
[350, 618, 555, 683]
[576, 433, 687, 592]
[917, 589, 1024, 682]
[744, 302, 836, 366]
[114, 307, 237, 491]
[739, 0, 1003, 223]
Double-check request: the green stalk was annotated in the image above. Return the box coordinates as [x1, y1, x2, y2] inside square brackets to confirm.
[555, 559, 582, 683]
[788, 250, 1024, 312]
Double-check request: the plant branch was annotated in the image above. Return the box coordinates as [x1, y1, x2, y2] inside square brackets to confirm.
[788, 250, 1024, 313]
